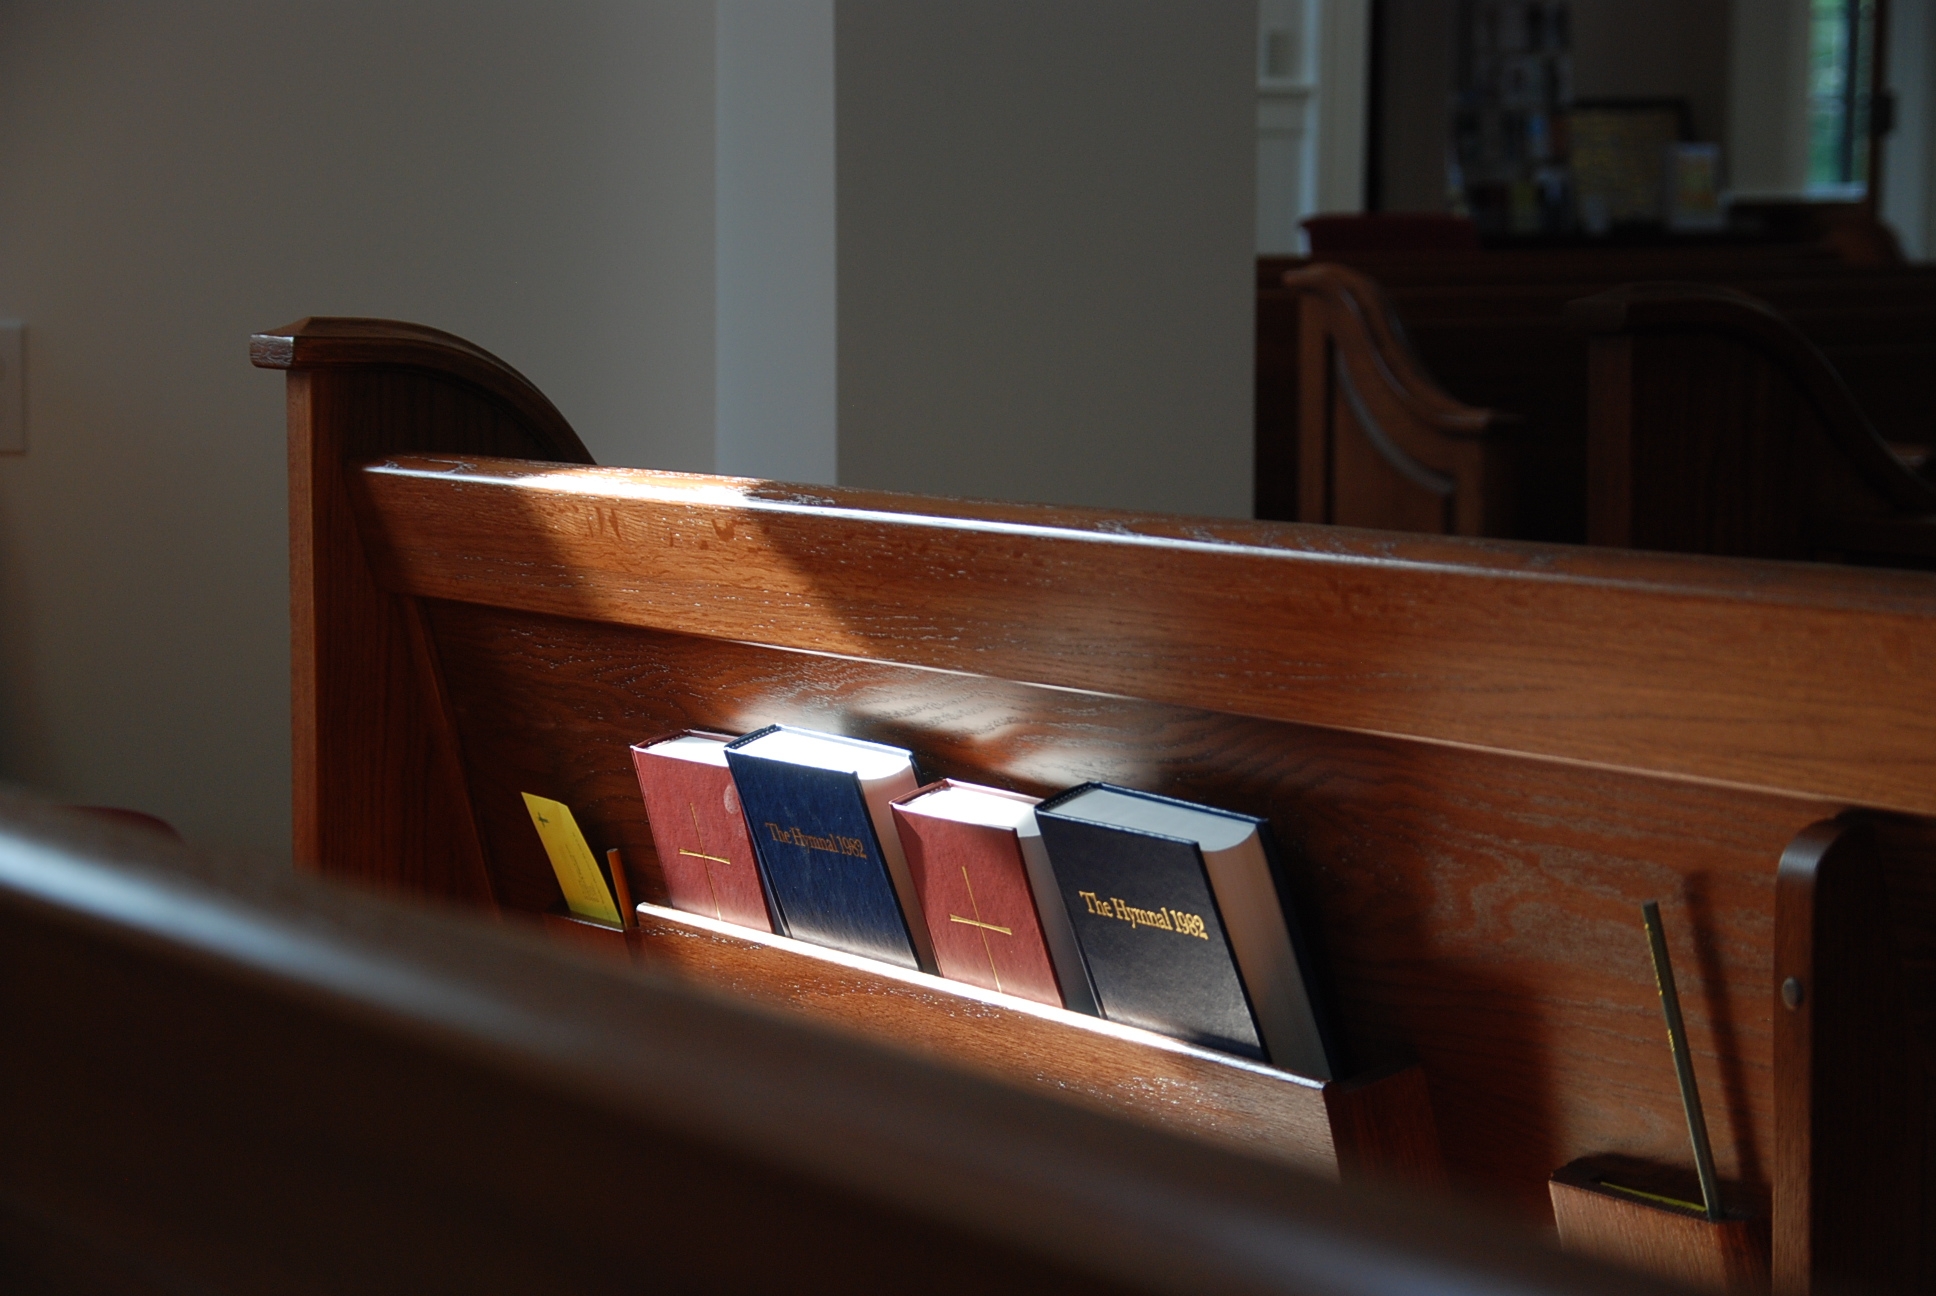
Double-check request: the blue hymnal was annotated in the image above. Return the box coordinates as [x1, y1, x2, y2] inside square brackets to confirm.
[724, 726, 925, 971]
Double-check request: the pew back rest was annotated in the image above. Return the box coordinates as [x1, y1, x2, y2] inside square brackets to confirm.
[1569, 283, 1936, 563]
[1256, 256, 1936, 541]
[1279, 263, 1512, 537]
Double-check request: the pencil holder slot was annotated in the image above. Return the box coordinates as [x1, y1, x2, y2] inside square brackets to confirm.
[1550, 1154, 1768, 1294]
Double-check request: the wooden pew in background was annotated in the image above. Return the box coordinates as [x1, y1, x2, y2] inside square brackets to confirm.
[1258, 251, 1936, 543]
[1570, 283, 1936, 566]
[0, 794, 1696, 1296]
[1256, 245, 1865, 536]
[256, 318, 1936, 1293]
[1276, 263, 1513, 535]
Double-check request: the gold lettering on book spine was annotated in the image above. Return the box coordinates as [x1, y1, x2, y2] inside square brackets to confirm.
[767, 822, 871, 858]
[948, 865, 1013, 992]
[1076, 889, 1208, 939]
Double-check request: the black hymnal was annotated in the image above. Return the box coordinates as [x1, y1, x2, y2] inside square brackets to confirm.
[1035, 783, 1334, 1077]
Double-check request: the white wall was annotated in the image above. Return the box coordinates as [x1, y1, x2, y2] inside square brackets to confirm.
[834, 0, 1256, 516]
[1257, 0, 1323, 253]
[1727, 0, 1814, 195]
[716, 0, 838, 482]
[1315, 0, 1373, 215]
[0, 1, 1260, 859]
[0, 2, 717, 854]
[1883, 0, 1936, 258]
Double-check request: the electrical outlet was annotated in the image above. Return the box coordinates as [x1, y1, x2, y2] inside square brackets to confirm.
[0, 322, 21, 453]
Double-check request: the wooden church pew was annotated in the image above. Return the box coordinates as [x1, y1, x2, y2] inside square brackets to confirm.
[1256, 242, 1856, 294]
[0, 792, 1699, 1296]
[257, 317, 1936, 1293]
[1260, 257, 1936, 540]
[1395, 281, 1936, 539]
[1570, 283, 1936, 565]
[1276, 262, 1514, 535]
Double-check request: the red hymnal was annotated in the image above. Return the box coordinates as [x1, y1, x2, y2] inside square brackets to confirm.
[631, 731, 773, 932]
[890, 780, 1066, 1008]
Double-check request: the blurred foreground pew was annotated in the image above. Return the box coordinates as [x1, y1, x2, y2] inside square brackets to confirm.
[0, 793, 1682, 1296]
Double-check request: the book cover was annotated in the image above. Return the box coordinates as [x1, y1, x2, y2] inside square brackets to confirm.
[725, 725, 923, 971]
[890, 780, 1068, 1008]
[1035, 783, 1335, 1075]
[630, 730, 773, 932]
[521, 792, 622, 927]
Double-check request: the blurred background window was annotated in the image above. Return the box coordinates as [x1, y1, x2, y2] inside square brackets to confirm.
[1808, 0, 1878, 194]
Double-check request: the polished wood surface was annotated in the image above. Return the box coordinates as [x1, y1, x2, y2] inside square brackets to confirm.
[1773, 821, 1923, 1294]
[357, 455, 1936, 818]
[1572, 284, 1936, 564]
[265, 317, 591, 901]
[391, 596, 1835, 1218]
[1, 794, 1688, 1295]
[1282, 263, 1510, 536]
[626, 902, 1439, 1184]
[1550, 1156, 1768, 1294]
[267, 317, 1936, 1291]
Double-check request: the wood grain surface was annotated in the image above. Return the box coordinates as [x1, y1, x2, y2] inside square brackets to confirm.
[413, 600, 1866, 1220]
[273, 318, 1936, 1291]
[626, 903, 1443, 1183]
[1256, 253, 1936, 544]
[1572, 284, 1936, 564]
[282, 350, 591, 901]
[356, 454, 1936, 818]
[1550, 1156, 1768, 1294]
[1284, 263, 1510, 537]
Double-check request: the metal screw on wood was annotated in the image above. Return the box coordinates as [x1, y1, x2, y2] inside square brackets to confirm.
[1781, 976, 1804, 1010]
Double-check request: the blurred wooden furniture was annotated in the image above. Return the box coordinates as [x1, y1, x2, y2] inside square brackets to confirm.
[258, 318, 1936, 1293]
[1278, 263, 1511, 536]
[1300, 213, 1481, 255]
[0, 793, 1685, 1296]
[1571, 283, 1936, 565]
[1255, 248, 1936, 541]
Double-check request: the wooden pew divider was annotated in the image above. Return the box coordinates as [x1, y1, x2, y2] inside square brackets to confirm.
[1279, 262, 1515, 537]
[259, 318, 1936, 1294]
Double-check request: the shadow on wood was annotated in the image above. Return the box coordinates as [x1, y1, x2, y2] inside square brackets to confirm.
[1550, 1154, 1768, 1294]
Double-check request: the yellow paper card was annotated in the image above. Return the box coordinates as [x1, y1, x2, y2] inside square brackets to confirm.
[522, 793, 622, 927]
